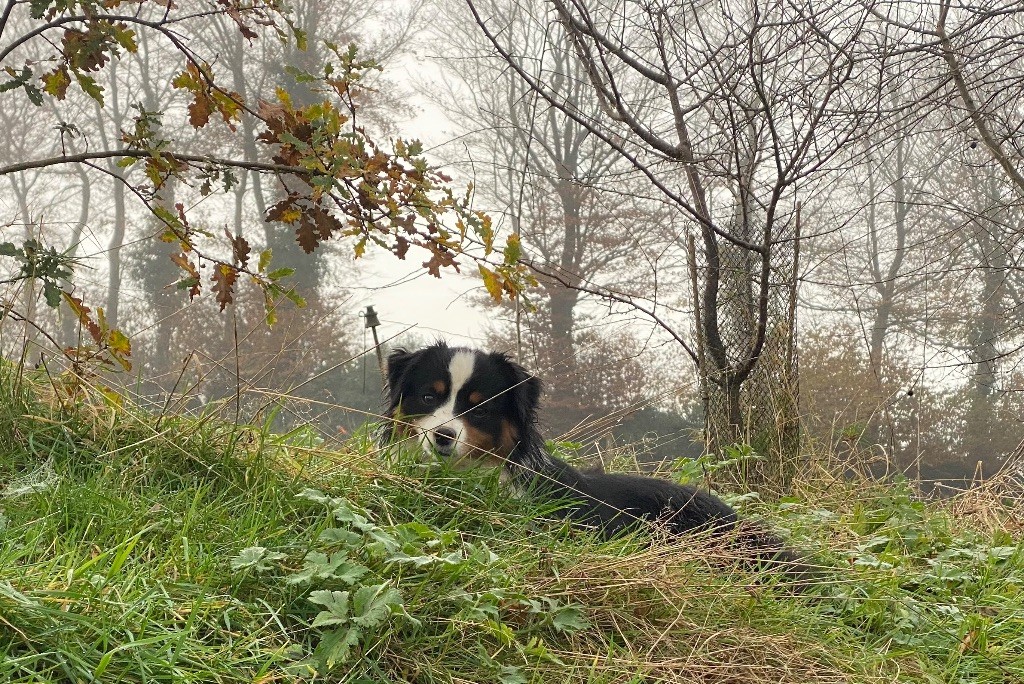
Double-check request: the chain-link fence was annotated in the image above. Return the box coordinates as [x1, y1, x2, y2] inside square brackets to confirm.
[692, 217, 801, 496]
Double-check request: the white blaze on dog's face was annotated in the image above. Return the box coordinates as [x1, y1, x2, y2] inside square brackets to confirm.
[410, 350, 476, 460]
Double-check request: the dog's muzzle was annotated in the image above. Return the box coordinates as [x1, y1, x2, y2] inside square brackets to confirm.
[430, 426, 458, 455]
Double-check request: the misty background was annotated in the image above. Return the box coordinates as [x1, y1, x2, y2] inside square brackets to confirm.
[2, 0, 1023, 492]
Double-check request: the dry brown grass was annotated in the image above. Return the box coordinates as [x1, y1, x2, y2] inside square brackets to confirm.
[508, 538, 855, 684]
[948, 438, 1024, 536]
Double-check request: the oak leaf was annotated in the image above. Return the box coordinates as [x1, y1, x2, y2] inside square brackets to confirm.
[61, 292, 102, 344]
[212, 264, 237, 311]
[296, 216, 320, 254]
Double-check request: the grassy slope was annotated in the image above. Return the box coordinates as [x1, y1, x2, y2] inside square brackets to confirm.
[1, 366, 1022, 683]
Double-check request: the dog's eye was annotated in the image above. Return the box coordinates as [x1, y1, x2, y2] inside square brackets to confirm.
[421, 394, 436, 405]
[471, 405, 490, 417]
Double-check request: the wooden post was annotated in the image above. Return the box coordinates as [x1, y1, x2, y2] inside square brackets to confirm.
[364, 305, 384, 375]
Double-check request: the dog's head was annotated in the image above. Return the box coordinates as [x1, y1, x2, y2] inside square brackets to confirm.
[383, 342, 541, 469]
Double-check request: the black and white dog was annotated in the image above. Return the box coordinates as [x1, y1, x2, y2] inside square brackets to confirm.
[381, 342, 811, 577]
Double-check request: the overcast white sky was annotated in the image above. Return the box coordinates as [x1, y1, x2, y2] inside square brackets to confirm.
[347, 50, 494, 348]
[350, 252, 491, 346]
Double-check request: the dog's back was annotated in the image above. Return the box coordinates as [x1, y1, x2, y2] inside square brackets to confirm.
[528, 460, 738, 537]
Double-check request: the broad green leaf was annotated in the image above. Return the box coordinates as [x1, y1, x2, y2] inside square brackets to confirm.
[315, 625, 361, 669]
[309, 589, 351, 628]
[29, 0, 52, 20]
[112, 25, 138, 54]
[318, 528, 362, 546]
[74, 72, 104, 105]
[267, 267, 294, 280]
[287, 551, 368, 585]
[258, 249, 273, 273]
[350, 584, 403, 629]
[42, 282, 62, 308]
[230, 546, 286, 573]
[503, 232, 522, 264]
[550, 605, 591, 634]
[24, 83, 43, 106]
[107, 329, 131, 357]
[498, 665, 528, 684]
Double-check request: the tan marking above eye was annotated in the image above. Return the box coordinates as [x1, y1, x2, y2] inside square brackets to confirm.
[432, 380, 447, 395]
[468, 390, 484, 405]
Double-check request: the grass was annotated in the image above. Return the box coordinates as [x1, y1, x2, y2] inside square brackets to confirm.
[1, 364, 1022, 683]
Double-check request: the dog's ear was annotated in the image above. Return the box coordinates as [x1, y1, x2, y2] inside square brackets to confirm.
[384, 347, 417, 407]
[503, 355, 541, 426]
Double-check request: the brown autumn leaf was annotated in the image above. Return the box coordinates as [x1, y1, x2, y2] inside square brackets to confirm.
[216, 0, 259, 41]
[312, 207, 342, 241]
[188, 91, 212, 128]
[228, 231, 251, 268]
[63, 28, 110, 72]
[211, 263, 237, 311]
[423, 246, 457, 278]
[61, 292, 103, 344]
[265, 196, 295, 224]
[41, 66, 71, 99]
[395, 235, 410, 260]
[169, 252, 201, 299]
[296, 214, 320, 254]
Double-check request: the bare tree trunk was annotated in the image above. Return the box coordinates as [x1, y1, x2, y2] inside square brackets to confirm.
[61, 165, 91, 346]
[10, 175, 38, 361]
[106, 175, 126, 329]
[97, 65, 126, 330]
[150, 178, 179, 374]
[964, 223, 1007, 469]
[970, 263, 1002, 401]
[548, 173, 583, 380]
[702, 227, 801, 494]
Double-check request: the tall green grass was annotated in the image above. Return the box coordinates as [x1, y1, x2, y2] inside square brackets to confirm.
[1, 364, 1021, 682]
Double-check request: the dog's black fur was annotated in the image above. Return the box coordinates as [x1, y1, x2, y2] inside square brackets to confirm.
[382, 342, 814, 581]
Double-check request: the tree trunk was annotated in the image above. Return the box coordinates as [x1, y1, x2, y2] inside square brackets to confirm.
[149, 178, 179, 375]
[105, 176, 126, 329]
[964, 236, 1005, 470]
[61, 165, 91, 347]
[10, 176, 38, 363]
[548, 173, 582, 382]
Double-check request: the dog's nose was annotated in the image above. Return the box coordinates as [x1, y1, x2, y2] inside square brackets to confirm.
[432, 427, 457, 452]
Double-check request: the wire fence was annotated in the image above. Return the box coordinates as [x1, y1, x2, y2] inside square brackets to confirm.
[695, 217, 801, 496]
